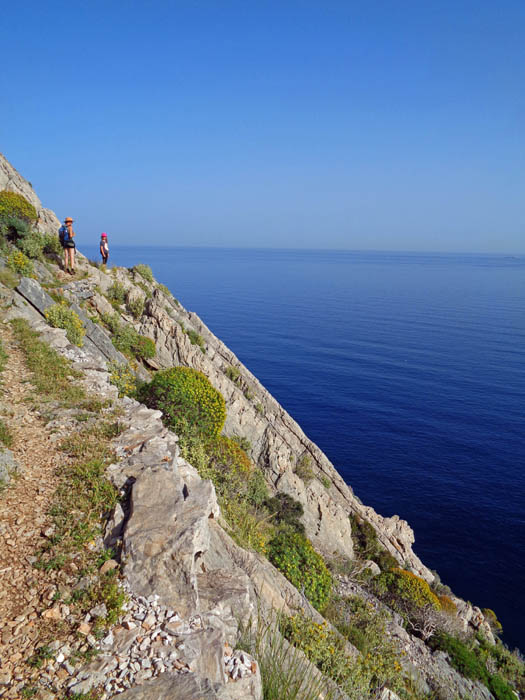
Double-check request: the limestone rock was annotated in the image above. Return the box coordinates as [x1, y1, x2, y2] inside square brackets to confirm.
[16, 277, 55, 315]
[0, 448, 20, 485]
[116, 673, 224, 699]
[123, 467, 220, 617]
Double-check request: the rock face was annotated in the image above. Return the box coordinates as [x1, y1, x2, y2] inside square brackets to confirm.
[0, 152, 60, 233]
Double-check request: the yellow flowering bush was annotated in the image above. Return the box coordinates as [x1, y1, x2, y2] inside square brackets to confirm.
[140, 366, 226, 437]
[108, 361, 137, 397]
[7, 249, 33, 277]
[0, 190, 37, 222]
[376, 567, 441, 611]
[439, 594, 458, 615]
[283, 608, 408, 699]
[44, 303, 85, 346]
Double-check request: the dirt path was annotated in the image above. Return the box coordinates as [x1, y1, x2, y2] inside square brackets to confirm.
[0, 323, 67, 698]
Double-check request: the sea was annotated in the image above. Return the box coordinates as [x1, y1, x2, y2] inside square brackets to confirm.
[85, 245, 525, 652]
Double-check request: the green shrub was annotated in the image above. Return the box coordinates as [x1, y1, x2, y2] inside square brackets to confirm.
[0, 191, 37, 222]
[295, 454, 314, 484]
[107, 281, 126, 306]
[42, 233, 63, 257]
[140, 366, 226, 438]
[7, 249, 33, 276]
[226, 365, 241, 383]
[246, 468, 269, 506]
[126, 293, 145, 319]
[489, 674, 518, 700]
[16, 230, 45, 259]
[157, 283, 172, 297]
[102, 313, 156, 361]
[44, 303, 85, 346]
[265, 493, 305, 533]
[133, 264, 153, 282]
[268, 529, 332, 611]
[187, 328, 205, 353]
[131, 334, 156, 360]
[430, 633, 489, 683]
[350, 513, 398, 571]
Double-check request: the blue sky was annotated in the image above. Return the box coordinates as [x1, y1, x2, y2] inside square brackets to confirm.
[2, 0, 524, 252]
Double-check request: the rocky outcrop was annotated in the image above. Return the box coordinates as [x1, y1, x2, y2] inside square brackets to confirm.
[0, 153, 60, 233]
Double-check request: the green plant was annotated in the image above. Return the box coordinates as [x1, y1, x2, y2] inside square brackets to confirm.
[27, 645, 54, 668]
[265, 493, 305, 533]
[489, 674, 518, 700]
[349, 513, 398, 571]
[106, 280, 126, 306]
[10, 318, 85, 405]
[140, 366, 226, 437]
[0, 190, 37, 222]
[133, 263, 154, 282]
[187, 328, 206, 353]
[268, 529, 332, 611]
[0, 266, 19, 288]
[45, 303, 86, 346]
[157, 282, 172, 297]
[7, 249, 33, 276]
[246, 468, 269, 505]
[319, 475, 331, 489]
[295, 454, 314, 484]
[16, 229, 45, 259]
[126, 292, 145, 319]
[225, 365, 241, 383]
[430, 633, 489, 683]
[230, 434, 251, 452]
[482, 608, 503, 634]
[237, 613, 339, 700]
[42, 232, 64, 258]
[101, 313, 156, 360]
[0, 419, 13, 448]
[108, 361, 137, 397]
[131, 334, 156, 360]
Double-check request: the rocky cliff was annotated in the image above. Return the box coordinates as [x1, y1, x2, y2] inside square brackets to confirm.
[0, 154, 520, 700]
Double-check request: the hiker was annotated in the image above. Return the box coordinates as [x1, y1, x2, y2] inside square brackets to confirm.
[58, 217, 76, 274]
[100, 232, 109, 266]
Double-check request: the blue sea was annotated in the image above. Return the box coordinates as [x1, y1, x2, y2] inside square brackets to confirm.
[87, 246, 525, 651]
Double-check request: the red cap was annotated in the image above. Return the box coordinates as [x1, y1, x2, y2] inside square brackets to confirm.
[101, 233, 107, 238]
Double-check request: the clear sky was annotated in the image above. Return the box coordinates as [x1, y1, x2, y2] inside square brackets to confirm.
[2, 0, 524, 252]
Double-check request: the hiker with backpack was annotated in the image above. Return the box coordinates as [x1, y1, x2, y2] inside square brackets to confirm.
[58, 217, 76, 274]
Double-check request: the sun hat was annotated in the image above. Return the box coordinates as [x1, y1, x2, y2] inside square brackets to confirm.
[101, 233, 107, 238]
[64, 217, 73, 222]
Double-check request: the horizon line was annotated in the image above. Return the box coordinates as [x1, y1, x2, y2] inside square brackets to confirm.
[96, 244, 525, 257]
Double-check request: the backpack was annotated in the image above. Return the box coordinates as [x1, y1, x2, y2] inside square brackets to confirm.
[59, 225, 69, 244]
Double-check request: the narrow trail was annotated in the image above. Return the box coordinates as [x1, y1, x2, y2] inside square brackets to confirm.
[0, 323, 66, 697]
